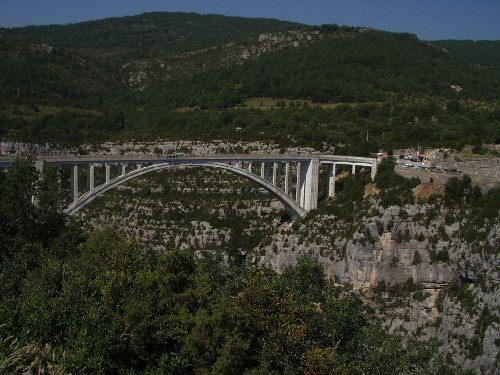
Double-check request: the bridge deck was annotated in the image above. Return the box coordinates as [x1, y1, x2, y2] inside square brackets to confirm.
[1, 154, 377, 166]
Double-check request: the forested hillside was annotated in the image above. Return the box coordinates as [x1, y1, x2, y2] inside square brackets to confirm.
[14, 12, 303, 58]
[0, 12, 499, 150]
[431, 40, 500, 79]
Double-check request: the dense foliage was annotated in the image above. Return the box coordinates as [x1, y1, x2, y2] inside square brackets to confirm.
[0, 159, 479, 374]
[14, 12, 303, 59]
[431, 40, 500, 80]
[0, 13, 499, 149]
[158, 31, 499, 105]
[374, 158, 420, 207]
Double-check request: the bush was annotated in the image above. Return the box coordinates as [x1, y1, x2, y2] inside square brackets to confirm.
[444, 175, 477, 207]
[436, 249, 450, 263]
[380, 190, 402, 208]
[374, 158, 398, 189]
[413, 251, 422, 265]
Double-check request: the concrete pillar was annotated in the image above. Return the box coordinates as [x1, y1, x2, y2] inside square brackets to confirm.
[71, 165, 78, 203]
[272, 162, 279, 186]
[35, 160, 44, 174]
[284, 162, 291, 195]
[299, 161, 308, 207]
[236, 161, 242, 169]
[121, 164, 126, 176]
[297, 157, 319, 211]
[327, 163, 336, 197]
[136, 164, 142, 170]
[352, 164, 356, 175]
[296, 161, 303, 203]
[302, 156, 319, 211]
[248, 162, 253, 174]
[371, 160, 378, 180]
[105, 164, 111, 184]
[89, 164, 95, 193]
[260, 162, 266, 180]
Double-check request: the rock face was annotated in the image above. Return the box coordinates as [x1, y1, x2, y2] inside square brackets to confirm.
[79, 166, 285, 256]
[255, 197, 499, 374]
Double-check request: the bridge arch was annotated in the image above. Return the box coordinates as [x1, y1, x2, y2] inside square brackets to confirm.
[65, 161, 306, 219]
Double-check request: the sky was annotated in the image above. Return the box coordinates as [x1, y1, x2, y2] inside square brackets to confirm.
[0, 0, 499, 41]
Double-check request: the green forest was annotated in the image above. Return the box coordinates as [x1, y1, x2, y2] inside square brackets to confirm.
[0, 12, 499, 150]
[0, 156, 479, 374]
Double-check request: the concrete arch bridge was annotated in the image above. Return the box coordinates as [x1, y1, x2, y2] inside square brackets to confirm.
[2, 154, 378, 219]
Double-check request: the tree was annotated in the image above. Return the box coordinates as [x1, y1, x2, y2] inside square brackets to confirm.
[278, 256, 325, 301]
[0, 156, 69, 263]
[0, 155, 39, 261]
[36, 165, 68, 248]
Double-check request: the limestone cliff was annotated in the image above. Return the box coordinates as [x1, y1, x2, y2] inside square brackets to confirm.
[255, 195, 499, 374]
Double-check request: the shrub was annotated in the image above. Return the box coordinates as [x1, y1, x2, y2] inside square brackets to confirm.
[380, 190, 401, 208]
[437, 250, 450, 263]
[413, 251, 422, 265]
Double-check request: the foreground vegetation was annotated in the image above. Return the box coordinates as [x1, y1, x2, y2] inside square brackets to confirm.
[0, 159, 481, 374]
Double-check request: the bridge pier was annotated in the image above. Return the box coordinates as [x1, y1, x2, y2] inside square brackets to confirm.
[371, 160, 378, 180]
[352, 164, 356, 174]
[295, 157, 319, 211]
[71, 165, 79, 204]
[89, 164, 95, 193]
[105, 164, 111, 184]
[35, 160, 44, 173]
[296, 161, 303, 202]
[272, 162, 279, 186]
[303, 157, 319, 211]
[284, 162, 291, 196]
[327, 163, 336, 197]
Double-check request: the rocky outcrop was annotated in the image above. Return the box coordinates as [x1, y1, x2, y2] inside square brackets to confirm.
[122, 29, 325, 90]
[254, 198, 499, 374]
